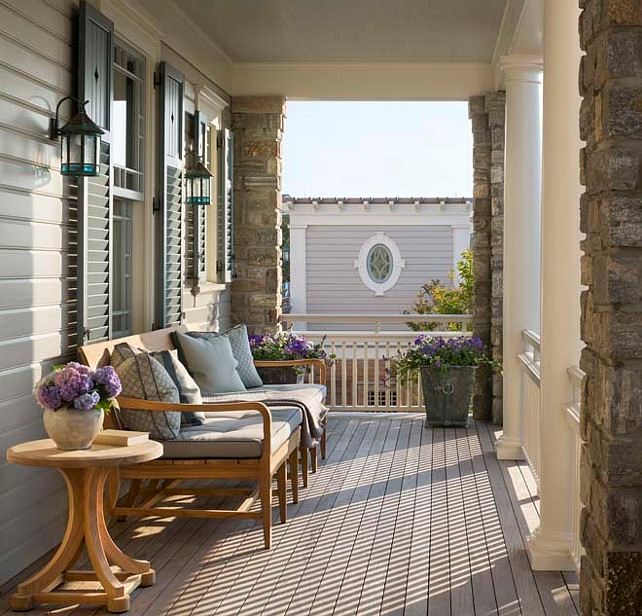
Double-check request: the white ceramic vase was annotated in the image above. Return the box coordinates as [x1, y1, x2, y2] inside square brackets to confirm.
[43, 407, 104, 451]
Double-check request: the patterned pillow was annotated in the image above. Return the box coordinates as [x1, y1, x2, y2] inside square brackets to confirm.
[114, 351, 181, 440]
[151, 349, 205, 426]
[188, 324, 263, 389]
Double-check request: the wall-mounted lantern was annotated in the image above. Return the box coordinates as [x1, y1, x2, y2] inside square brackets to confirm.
[185, 153, 213, 205]
[50, 97, 104, 177]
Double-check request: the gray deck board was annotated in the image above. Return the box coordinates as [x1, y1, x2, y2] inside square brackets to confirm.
[0, 417, 579, 616]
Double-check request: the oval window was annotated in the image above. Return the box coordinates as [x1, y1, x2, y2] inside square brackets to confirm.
[367, 244, 393, 283]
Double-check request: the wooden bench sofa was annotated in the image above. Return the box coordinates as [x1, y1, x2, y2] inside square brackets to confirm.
[79, 325, 328, 549]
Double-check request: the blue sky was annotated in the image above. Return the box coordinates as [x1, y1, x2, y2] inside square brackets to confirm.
[282, 101, 473, 198]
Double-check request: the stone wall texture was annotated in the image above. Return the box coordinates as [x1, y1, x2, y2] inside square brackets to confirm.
[469, 93, 505, 423]
[487, 91, 506, 425]
[230, 97, 286, 335]
[579, 1, 642, 613]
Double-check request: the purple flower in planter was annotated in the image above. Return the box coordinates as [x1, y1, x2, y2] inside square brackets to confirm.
[73, 391, 100, 411]
[94, 366, 122, 398]
[36, 383, 62, 410]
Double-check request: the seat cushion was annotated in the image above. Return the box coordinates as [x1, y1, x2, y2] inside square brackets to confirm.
[248, 383, 328, 424]
[161, 406, 302, 459]
[254, 383, 327, 403]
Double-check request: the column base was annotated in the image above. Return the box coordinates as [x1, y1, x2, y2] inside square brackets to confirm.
[496, 436, 526, 460]
[527, 528, 576, 571]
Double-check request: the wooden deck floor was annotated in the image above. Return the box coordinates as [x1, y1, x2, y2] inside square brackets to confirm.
[1, 416, 579, 616]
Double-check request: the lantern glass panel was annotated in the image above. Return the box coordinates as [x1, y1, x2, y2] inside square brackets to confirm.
[202, 176, 211, 204]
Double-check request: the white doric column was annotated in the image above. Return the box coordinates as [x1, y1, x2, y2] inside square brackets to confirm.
[496, 55, 543, 460]
[527, 0, 583, 571]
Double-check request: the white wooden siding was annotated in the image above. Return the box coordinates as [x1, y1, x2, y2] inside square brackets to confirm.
[0, 0, 77, 586]
[306, 225, 453, 330]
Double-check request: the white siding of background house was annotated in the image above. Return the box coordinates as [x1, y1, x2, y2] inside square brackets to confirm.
[285, 198, 472, 331]
[0, 0, 233, 585]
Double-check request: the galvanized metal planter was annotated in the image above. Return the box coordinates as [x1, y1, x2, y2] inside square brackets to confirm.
[420, 365, 477, 428]
[256, 366, 305, 385]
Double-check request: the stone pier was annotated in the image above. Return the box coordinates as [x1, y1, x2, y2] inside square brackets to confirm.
[230, 96, 286, 334]
[579, 0, 642, 612]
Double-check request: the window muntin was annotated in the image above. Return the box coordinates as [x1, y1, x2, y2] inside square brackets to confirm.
[112, 199, 132, 338]
[367, 244, 393, 283]
[113, 41, 145, 198]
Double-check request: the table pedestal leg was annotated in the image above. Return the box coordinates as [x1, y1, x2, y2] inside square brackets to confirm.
[11, 467, 154, 613]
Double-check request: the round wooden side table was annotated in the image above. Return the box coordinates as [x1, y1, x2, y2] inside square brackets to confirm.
[7, 439, 163, 613]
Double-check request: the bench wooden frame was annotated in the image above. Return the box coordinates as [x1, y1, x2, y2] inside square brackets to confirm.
[78, 326, 327, 549]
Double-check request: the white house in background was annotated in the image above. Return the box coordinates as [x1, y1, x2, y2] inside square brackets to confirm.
[283, 196, 472, 329]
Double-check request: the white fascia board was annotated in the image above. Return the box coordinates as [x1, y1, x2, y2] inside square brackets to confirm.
[231, 61, 493, 101]
[290, 213, 473, 227]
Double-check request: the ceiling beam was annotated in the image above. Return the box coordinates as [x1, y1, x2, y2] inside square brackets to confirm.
[230, 61, 494, 101]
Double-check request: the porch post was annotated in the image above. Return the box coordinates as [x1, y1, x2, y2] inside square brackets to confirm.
[230, 96, 286, 334]
[527, 0, 582, 571]
[579, 0, 642, 612]
[496, 55, 543, 460]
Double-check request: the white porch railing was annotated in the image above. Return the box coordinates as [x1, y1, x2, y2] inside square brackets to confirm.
[565, 365, 584, 572]
[518, 329, 542, 488]
[282, 314, 472, 412]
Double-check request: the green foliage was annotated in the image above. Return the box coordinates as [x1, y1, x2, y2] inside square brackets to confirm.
[406, 250, 474, 331]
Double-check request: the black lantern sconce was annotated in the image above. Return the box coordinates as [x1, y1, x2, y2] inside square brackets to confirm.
[185, 152, 213, 206]
[50, 97, 104, 177]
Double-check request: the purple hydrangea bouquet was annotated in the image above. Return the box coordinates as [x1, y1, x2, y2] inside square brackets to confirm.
[249, 332, 335, 384]
[35, 362, 122, 450]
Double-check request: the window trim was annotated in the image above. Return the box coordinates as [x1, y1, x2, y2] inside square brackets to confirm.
[354, 232, 405, 296]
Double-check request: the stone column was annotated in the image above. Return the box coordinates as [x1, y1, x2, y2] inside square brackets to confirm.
[230, 96, 286, 334]
[496, 55, 543, 460]
[468, 97, 493, 421]
[579, 1, 642, 612]
[527, 0, 582, 571]
[487, 91, 506, 425]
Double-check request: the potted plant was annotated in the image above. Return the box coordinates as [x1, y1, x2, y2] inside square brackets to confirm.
[250, 332, 335, 384]
[34, 362, 122, 450]
[390, 336, 496, 428]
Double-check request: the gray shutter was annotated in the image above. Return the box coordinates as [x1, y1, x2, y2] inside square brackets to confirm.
[217, 127, 234, 283]
[156, 62, 184, 328]
[77, 1, 114, 344]
[193, 111, 209, 282]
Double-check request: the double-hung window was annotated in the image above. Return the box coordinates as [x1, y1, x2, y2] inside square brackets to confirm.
[111, 40, 145, 337]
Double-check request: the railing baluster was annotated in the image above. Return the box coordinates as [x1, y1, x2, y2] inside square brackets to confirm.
[395, 339, 402, 412]
[341, 341, 347, 409]
[352, 338, 358, 409]
[374, 336, 380, 412]
[330, 340, 337, 409]
[363, 338, 369, 408]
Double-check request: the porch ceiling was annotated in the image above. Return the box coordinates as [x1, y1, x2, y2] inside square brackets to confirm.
[178, 0, 508, 63]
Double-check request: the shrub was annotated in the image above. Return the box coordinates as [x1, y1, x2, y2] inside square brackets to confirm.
[406, 250, 473, 331]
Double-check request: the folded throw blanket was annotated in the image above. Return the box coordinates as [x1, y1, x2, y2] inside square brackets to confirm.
[202, 388, 327, 449]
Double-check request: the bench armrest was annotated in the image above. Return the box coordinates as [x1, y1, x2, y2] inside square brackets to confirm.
[253, 358, 327, 384]
[116, 397, 273, 464]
